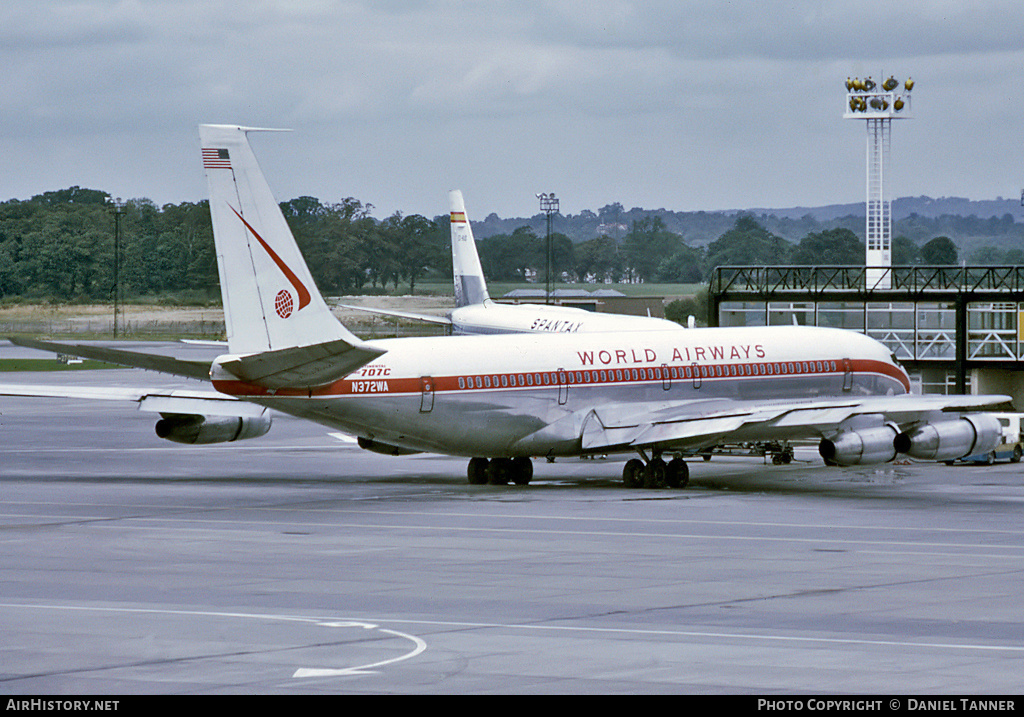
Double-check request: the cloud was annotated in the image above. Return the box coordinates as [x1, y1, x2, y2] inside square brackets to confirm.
[1, 1, 1023, 218]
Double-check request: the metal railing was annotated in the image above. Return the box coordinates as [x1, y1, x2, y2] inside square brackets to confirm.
[711, 266, 1024, 296]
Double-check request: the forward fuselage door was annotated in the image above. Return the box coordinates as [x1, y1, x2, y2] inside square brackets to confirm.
[842, 359, 853, 392]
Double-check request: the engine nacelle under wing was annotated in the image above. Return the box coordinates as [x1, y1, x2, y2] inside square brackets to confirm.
[155, 412, 272, 445]
[818, 424, 899, 466]
[894, 414, 1002, 461]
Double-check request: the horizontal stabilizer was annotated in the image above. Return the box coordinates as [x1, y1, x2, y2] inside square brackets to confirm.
[8, 336, 211, 381]
[216, 338, 387, 389]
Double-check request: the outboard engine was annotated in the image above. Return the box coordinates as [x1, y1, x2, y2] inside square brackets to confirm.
[894, 414, 1002, 462]
[155, 412, 272, 445]
[818, 423, 899, 466]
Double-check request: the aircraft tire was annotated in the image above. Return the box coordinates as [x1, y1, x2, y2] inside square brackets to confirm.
[468, 457, 489, 485]
[666, 458, 689, 488]
[623, 459, 644, 488]
[643, 458, 667, 488]
[510, 457, 533, 485]
[487, 457, 512, 485]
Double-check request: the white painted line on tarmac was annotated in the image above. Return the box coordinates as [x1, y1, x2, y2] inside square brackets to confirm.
[2, 601, 1023, 663]
[293, 624, 427, 678]
[0, 603, 428, 680]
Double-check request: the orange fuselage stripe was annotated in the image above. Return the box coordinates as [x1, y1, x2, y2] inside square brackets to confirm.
[212, 358, 909, 398]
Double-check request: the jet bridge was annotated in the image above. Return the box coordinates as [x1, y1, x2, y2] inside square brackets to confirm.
[710, 265, 1024, 406]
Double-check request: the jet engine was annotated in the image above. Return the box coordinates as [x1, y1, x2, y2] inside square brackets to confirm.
[893, 414, 1002, 462]
[155, 412, 272, 445]
[818, 424, 899, 466]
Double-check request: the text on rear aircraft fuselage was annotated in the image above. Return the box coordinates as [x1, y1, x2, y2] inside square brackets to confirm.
[351, 365, 392, 392]
[352, 380, 390, 393]
[531, 318, 583, 333]
[358, 365, 391, 377]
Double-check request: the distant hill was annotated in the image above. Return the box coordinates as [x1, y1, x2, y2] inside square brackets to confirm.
[748, 196, 1023, 222]
[471, 196, 1024, 257]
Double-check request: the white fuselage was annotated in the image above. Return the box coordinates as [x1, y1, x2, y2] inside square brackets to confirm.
[212, 325, 909, 458]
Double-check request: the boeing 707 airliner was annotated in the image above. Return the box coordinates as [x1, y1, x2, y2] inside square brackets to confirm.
[3, 125, 1009, 489]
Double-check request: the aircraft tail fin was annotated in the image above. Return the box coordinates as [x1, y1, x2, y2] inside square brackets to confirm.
[449, 190, 490, 308]
[199, 124, 359, 356]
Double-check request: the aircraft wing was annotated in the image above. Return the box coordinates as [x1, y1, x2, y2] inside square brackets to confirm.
[9, 335, 386, 391]
[580, 393, 1014, 453]
[334, 304, 453, 327]
[8, 336, 211, 381]
[0, 384, 265, 417]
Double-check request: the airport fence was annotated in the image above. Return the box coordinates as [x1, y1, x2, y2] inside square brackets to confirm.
[0, 318, 226, 339]
[0, 317, 445, 340]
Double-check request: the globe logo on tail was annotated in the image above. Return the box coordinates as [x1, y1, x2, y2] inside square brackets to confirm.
[228, 205, 312, 320]
[275, 289, 294, 319]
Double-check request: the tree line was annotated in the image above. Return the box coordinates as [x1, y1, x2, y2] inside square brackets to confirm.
[0, 186, 987, 303]
[480, 215, 967, 286]
[475, 198, 1024, 251]
[0, 188, 449, 301]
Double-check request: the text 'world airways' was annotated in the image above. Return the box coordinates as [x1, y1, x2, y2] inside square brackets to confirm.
[576, 343, 767, 366]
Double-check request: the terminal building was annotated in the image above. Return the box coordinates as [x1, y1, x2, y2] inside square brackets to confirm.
[709, 265, 1024, 408]
[499, 288, 667, 318]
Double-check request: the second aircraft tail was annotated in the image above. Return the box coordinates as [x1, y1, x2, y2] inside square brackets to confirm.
[449, 190, 490, 308]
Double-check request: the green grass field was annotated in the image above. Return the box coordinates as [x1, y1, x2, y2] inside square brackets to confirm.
[0, 358, 117, 372]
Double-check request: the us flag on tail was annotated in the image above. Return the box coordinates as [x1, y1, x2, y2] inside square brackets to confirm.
[202, 148, 231, 170]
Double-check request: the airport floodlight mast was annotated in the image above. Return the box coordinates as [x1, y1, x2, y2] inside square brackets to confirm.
[537, 192, 559, 304]
[844, 74, 913, 290]
[108, 197, 124, 338]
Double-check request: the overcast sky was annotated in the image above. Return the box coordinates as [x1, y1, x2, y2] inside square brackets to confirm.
[3, 1, 1024, 221]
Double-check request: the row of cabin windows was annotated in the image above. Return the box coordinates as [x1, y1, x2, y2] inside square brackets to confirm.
[454, 361, 840, 390]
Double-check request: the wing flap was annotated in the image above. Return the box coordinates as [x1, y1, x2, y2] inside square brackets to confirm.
[580, 413, 642, 451]
[633, 416, 748, 448]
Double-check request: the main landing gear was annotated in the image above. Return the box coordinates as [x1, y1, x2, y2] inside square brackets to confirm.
[467, 456, 533, 486]
[464, 452, 690, 489]
[622, 452, 689, 489]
